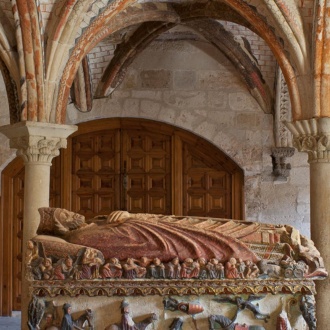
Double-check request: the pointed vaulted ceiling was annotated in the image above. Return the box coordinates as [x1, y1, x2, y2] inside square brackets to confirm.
[0, 0, 314, 123]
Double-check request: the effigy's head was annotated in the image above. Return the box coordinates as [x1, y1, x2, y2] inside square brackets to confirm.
[37, 207, 86, 235]
[55, 208, 85, 229]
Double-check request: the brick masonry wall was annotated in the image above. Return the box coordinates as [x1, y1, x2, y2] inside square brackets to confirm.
[221, 21, 276, 90]
[88, 39, 116, 91]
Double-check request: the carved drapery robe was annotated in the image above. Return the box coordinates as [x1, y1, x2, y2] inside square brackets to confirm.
[37, 209, 260, 263]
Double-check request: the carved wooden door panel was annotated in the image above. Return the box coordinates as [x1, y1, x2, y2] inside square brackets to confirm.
[71, 128, 171, 216]
[67, 119, 243, 218]
[122, 129, 171, 214]
[11, 168, 24, 311]
[71, 130, 121, 219]
[183, 143, 232, 218]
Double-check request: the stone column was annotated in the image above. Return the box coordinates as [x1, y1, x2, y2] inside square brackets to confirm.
[285, 118, 330, 329]
[0, 121, 77, 328]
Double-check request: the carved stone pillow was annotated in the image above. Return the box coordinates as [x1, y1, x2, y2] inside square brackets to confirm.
[37, 207, 57, 235]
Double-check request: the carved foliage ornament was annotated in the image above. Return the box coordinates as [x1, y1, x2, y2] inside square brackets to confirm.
[293, 134, 330, 163]
[285, 118, 330, 163]
[31, 278, 316, 298]
[11, 136, 67, 164]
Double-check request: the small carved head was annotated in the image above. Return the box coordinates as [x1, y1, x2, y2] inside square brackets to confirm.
[63, 303, 72, 315]
[64, 256, 73, 267]
[44, 258, 52, 267]
[229, 257, 237, 265]
[121, 300, 130, 314]
[153, 258, 161, 266]
[172, 257, 179, 265]
[27, 240, 35, 250]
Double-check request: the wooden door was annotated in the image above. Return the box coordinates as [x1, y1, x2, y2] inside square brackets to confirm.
[122, 129, 171, 214]
[70, 127, 171, 217]
[7, 162, 24, 312]
[67, 119, 243, 218]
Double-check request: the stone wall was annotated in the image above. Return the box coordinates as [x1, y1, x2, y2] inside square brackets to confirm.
[67, 38, 311, 236]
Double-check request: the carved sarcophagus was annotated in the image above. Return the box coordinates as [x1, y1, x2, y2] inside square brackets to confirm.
[27, 208, 326, 329]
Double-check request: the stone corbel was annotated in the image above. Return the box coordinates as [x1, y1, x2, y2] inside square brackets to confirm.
[271, 147, 295, 181]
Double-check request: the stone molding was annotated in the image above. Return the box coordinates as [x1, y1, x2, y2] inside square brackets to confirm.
[274, 69, 292, 148]
[0, 121, 78, 165]
[285, 118, 330, 163]
[31, 278, 316, 298]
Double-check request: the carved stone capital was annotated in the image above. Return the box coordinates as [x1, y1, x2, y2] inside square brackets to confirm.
[12, 135, 67, 164]
[0, 121, 78, 165]
[285, 118, 330, 163]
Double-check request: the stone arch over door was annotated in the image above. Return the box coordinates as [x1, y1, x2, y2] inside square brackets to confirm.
[0, 117, 244, 315]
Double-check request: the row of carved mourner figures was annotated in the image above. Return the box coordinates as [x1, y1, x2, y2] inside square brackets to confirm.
[26, 241, 310, 281]
[26, 208, 328, 281]
[28, 295, 317, 330]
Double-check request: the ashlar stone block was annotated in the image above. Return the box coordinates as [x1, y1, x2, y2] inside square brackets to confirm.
[173, 70, 196, 90]
[163, 91, 206, 109]
[140, 100, 161, 117]
[140, 70, 172, 89]
[228, 92, 256, 111]
[236, 113, 259, 129]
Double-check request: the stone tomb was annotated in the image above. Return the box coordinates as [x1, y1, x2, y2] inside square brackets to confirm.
[26, 209, 326, 329]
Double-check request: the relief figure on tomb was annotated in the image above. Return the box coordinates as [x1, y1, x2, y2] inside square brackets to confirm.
[104, 300, 157, 330]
